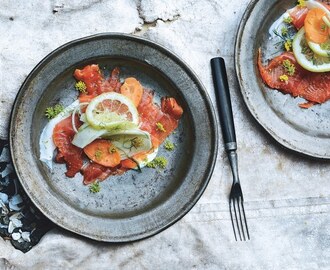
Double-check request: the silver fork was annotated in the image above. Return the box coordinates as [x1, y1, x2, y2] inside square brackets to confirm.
[211, 57, 250, 241]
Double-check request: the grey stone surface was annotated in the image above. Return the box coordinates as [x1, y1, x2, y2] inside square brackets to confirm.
[0, 0, 329, 269]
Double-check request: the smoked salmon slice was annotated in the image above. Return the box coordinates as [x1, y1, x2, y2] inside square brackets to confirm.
[74, 65, 122, 98]
[107, 67, 122, 93]
[80, 89, 183, 183]
[289, 1, 330, 30]
[257, 49, 330, 107]
[81, 162, 112, 185]
[289, 6, 308, 30]
[53, 66, 183, 184]
[81, 162, 126, 185]
[53, 115, 84, 177]
[74, 64, 103, 96]
[138, 90, 183, 147]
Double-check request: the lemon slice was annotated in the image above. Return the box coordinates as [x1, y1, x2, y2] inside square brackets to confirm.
[293, 27, 330, 72]
[307, 40, 330, 57]
[86, 92, 139, 130]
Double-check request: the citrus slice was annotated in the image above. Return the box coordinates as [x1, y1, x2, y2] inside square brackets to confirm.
[308, 40, 330, 57]
[86, 92, 139, 130]
[84, 139, 121, 167]
[304, 8, 329, 44]
[120, 77, 143, 107]
[293, 27, 330, 72]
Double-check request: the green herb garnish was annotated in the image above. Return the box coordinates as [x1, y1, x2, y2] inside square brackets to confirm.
[284, 39, 293, 51]
[282, 59, 295, 75]
[273, 29, 293, 51]
[146, 157, 168, 169]
[45, 104, 64, 119]
[75, 81, 87, 93]
[321, 24, 328, 32]
[109, 146, 117, 154]
[279, 74, 289, 82]
[156, 122, 166, 132]
[94, 149, 102, 160]
[131, 137, 143, 148]
[281, 27, 288, 37]
[283, 16, 293, 24]
[273, 29, 286, 41]
[89, 181, 101, 193]
[164, 140, 175, 151]
[297, 0, 305, 7]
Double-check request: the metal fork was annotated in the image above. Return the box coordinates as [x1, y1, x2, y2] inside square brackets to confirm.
[211, 57, 250, 241]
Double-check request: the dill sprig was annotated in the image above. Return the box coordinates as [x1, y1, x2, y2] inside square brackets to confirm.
[273, 29, 287, 41]
[282, 59, 296, 76]
[283, 16, 293, 24]
[273, 29, 293, 51]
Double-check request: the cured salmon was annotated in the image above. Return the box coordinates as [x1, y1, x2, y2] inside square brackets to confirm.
[257, 50, 330, 107]
[74, 65, 122, 101]
[74, 64, 103, 96]
[289, 1, 330, 30]
[138, 90, 183, 147]
[81, 89, 183, 183]
[289, 6, 308, 29]
[81, 162, 126, 185]
[107, 67, 122, 93]
[53, 115, 84, 177]
[51, 65, 183, 185]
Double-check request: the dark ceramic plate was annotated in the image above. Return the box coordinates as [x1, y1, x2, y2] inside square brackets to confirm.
[10, 34, 218, 242]
[236, 0, 330, 159]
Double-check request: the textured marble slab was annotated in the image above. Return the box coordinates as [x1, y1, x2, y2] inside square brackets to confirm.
[0, 0, 329, 269]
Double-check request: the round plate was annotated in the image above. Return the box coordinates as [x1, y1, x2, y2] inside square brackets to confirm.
[10, 33, 218, 242]
[236, 0, 330, 159]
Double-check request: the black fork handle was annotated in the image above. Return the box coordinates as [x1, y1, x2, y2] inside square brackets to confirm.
[211, 57, 237, 152]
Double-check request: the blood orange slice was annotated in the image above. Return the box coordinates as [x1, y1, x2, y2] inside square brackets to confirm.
[85, 92, 139, 130]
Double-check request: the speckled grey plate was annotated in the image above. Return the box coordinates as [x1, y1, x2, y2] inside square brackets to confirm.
[236, 0, 330, 159]
[10, 33, 218, 242]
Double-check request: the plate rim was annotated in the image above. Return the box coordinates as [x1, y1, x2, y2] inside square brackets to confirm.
[235, 0, 330, 160]
[9, 32, 219, 242]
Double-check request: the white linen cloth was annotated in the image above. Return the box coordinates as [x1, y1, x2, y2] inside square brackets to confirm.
[0, 0, 329, 268]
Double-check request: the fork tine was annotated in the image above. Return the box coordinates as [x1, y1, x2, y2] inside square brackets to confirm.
[229, 199, 237, 241]
[237, 196, 246, 241]
[232, 197, 242, 241]
[240, 197, 250, 240]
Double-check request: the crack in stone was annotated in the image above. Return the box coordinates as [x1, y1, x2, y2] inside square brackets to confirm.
[133, 16, 180, 35]
[136, 0, 144, 22]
